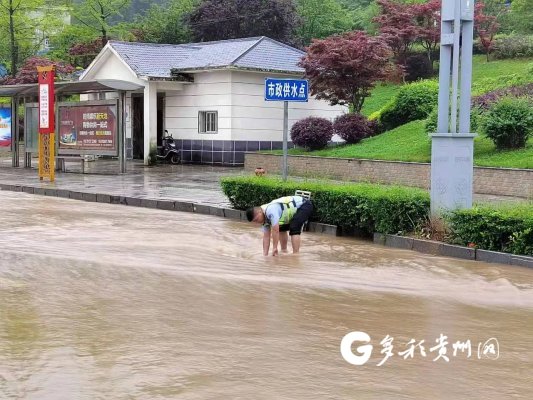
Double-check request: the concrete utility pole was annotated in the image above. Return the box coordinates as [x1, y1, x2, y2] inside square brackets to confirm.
[430, 0, 476, 215]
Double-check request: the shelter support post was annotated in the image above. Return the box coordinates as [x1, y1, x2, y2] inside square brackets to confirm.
[143, 82, 157, 165]
[11, 97, 19, 167]
[119, 91, 127, 173]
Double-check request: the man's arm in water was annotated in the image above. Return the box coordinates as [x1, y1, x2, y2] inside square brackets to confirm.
[263, 228, 271, 256]
[271, 224, 280, 256]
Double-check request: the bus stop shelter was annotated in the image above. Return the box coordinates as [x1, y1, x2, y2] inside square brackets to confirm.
[0, 79, 143, 173]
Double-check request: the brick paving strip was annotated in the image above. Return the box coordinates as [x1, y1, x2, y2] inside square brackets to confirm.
[0, 164, 531, 268]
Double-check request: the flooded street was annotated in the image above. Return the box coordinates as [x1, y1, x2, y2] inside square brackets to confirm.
[1, 191, 532, 399]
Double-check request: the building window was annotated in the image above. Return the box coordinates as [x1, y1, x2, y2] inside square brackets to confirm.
[199, 111, 218, 133]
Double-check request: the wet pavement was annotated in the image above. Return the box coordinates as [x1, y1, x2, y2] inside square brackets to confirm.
[0, 162, 243, 207]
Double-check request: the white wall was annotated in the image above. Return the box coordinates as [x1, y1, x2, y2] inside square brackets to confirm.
[164, 69, 346, 142]
[164, 71, 233, 141]
[230, 71, 346, 141]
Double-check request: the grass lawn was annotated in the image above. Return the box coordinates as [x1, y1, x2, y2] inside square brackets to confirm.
[361, 83, 401, 116]
[278, 120, 533, 169]
[360, 55, 532, 116]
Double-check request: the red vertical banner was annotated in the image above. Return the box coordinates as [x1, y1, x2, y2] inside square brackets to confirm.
[37, 66, 55, 181]
[38, 66, 55, 134]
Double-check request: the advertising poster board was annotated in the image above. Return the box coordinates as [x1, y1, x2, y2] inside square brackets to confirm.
[0, 107, 12, 147]
[58, 103, 118, 155]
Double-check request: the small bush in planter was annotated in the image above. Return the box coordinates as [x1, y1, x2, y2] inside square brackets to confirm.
[481, 98, 533, 149]
[333, 113, 374, 144]
[290, 117, 333, 150]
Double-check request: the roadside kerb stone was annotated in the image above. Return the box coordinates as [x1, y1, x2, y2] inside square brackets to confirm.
[82, 192, 97, 202]
[209, 206, 225, 217]
[44, 188, 57, 197]
[193, 204, 211, 215]
[57, 189, 71, 198]
[385, 234, 414, 250]
[175, 201, 194, 213]
[141, 199, 158, 209]
[157, 200, 175, 211]
[373, 233, 386, 245]
[33, 187, 46, 195]
[96, 193, 111, 203]
[476, 249, 512, 265]
[308, 222, 339, 236]
[223, 208, 242, 220]
[121, 196, 141, 207]
[511, 256, 533, 269]
[413, 238, 442, 255]
[439, 243, 476, 260]
[22, 186, 34, 194]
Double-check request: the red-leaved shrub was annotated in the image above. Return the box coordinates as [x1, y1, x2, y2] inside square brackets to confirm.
[334, 113, 374, 144]
[291, 117, 333, 150]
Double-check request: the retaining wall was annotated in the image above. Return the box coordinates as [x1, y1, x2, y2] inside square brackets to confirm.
[245, 153, 533, 199]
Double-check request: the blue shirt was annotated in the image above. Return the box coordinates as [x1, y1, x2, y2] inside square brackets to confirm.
[262, 196, 304, 232]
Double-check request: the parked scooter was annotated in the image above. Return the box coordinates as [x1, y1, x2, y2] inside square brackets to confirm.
[156, 130, 181, 164]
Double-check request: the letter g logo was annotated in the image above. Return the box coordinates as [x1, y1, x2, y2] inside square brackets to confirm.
[340, 331, 373, 366]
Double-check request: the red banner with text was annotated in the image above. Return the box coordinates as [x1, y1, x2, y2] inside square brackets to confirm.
[38, 66, 55, 135]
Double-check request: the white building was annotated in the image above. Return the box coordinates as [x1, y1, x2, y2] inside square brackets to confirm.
[80, 36, 345, 165]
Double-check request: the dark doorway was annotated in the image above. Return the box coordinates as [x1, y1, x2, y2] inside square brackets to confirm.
[157, 95, 165, 147]
[132, 95, 144, 160]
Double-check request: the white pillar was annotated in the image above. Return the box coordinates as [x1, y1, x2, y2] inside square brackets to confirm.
[143, 82, 157, 165]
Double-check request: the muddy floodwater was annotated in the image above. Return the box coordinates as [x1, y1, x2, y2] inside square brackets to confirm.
[0, 191, 532, 399]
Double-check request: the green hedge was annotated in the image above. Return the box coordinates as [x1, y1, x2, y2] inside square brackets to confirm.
[221, 176, 430, 235]
[446, 205, 533, 256]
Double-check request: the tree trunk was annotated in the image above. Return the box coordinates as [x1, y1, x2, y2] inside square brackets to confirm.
[100, 5, 107, 45]
[8, 0, 18, 77]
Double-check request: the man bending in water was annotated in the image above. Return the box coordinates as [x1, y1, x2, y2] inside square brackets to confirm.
[246, 195, 314, 256]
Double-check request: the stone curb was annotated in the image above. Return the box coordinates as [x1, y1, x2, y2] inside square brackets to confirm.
[375, 234, 530, 268]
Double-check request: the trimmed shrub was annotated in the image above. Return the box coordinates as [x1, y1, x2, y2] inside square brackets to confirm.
[404, 53, 434, 82]
[446, 205, 533, 256]
[481, 98, 533, 149]
[333, 113, 374, 144]
[492, 35, 533, 60]
[221, 176, 430, 235]
[290, 117, 333, 150]
[379, 80, 439, 131]
[425, 106, 482, 134]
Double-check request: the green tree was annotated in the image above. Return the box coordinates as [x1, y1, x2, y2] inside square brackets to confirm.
[296, 0, 353, 45]
[0, 0, 68, 77]
[134, 0, 197, 44]
[73, 0, 131, 44]
[508, 0, 533, 34]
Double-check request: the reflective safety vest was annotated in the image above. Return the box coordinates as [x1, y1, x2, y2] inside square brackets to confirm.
[260, 196, 299, 226]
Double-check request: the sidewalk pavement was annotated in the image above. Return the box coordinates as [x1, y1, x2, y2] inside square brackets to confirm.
[0, 163, 243, 207]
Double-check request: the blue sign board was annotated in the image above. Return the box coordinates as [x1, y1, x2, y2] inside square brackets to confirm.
[265, 78, 309, 102]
